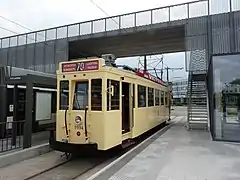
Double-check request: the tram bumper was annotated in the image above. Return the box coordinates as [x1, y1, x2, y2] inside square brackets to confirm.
[49, 130, 98, 154]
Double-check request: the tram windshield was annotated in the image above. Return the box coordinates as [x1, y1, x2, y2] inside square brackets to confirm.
[73, 82, 89, 110]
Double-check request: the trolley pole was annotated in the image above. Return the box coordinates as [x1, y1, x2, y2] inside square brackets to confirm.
[166, 67, 170, 83]
[164, 67, 184, 83]
[160, 69, 163, 80]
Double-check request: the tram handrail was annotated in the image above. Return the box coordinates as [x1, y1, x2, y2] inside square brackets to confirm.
[84, 106, 88, 141]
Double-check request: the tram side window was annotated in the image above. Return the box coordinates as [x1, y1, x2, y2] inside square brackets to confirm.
[73, 81, 89, 110]
[148, 87, 154, 106]
[59, 81, 69, 110]
[91, 79, 102, 111]
[138, 85, 146, 107]
[107, 79, 120, 110]
[155, 89, 160, 106]
[165, 92, 168, 106]
[161, 91, 164, 105]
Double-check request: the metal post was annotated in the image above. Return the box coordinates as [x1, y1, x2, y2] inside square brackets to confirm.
[169, 7, 171, 21]
[166, 67, 169, 82]
[207, 0, 213, 66]
[144, 55, 147, 72]
[105, 18, 107, 31]
[42, 31, 46, 73]
[229, 0, 236, 53]
[12, 84, 18, 146]
[23, 80, 33, 148]
[0, 84, 6, 138]
[91, 21, 94, 34]
[150, 10, 153, 24]
[33, 33, 37, 71]
[119, 16, 121, 29]
[134, 13, 137, 27]
[0, 67, 7, 139]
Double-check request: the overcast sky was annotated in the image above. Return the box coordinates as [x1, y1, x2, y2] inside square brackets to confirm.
[1, 0, 232, 81]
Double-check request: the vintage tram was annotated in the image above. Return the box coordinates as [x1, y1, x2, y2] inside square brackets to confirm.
[50, 55, 171, 153]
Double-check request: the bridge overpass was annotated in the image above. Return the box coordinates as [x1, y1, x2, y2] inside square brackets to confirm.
[0, 0, 239, 74]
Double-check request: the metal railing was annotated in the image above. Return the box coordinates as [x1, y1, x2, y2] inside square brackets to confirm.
[2, 0, 239, 48]
[0, 120, 25, 153]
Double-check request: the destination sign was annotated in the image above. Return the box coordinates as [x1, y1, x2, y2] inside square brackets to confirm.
[62, 60, 99, 72]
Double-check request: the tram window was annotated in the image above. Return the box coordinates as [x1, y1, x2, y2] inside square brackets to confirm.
[155, 89, 160, 106]
[59, 81, 69, 110]
[107, 79, 120, 110]
[73, 82, 88, 110]
[138, 85, 146, 107]
[161, 91, 164, 105]
[91, 79, 102, 111]
[148, 87, 154, 106]
[165, 92, 168, 106]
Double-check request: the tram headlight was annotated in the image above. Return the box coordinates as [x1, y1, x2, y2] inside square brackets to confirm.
[75, 116, 81, 124]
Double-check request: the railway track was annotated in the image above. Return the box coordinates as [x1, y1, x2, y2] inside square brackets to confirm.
[22, 121, 170, 180]
[23, 156, 109, 180]
[21, 147, 131, 180]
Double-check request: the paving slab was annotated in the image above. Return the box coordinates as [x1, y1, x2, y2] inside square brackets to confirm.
[92, 117, 240, 180]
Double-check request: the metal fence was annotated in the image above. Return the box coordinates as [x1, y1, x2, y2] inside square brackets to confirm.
[0, 120, 25, 152]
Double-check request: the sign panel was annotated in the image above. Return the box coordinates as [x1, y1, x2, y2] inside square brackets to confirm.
[136, 68, 166, 86]
[62, 60, 99, 72]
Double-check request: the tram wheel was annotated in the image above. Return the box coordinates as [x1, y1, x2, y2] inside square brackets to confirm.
[65, 152, 71, 159]
[61, 152, 72, 159]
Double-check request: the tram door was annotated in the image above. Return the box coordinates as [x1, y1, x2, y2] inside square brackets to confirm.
[122, 82, 130, 133]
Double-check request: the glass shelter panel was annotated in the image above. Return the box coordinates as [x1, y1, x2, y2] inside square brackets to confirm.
[212, 54, 240, 142]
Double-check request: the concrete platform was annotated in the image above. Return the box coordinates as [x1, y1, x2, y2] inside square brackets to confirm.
[0, 131, 51, 168]
[0, 151, 65, 180]
[0, 142, 50, 168]
[89, 116, 240, 180]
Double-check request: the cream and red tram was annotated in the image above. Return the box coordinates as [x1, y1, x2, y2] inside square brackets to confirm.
[50, 56, 171, 153]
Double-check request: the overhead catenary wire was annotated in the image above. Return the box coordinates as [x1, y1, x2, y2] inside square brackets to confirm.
[89, 0, 121, 28]
[0, 15, 96, 68]
[0, 15, 33, 32]
[0, 26, 19, 37]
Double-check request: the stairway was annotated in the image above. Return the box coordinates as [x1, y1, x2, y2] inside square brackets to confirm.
[187, 72, 208, 130]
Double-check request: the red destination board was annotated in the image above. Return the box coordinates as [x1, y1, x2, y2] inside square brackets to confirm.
[136, 68, 166, 86]
[62, 60, 99, 72]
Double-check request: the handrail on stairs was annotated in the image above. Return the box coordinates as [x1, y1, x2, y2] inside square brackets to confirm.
[187, 71, 193, 129]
